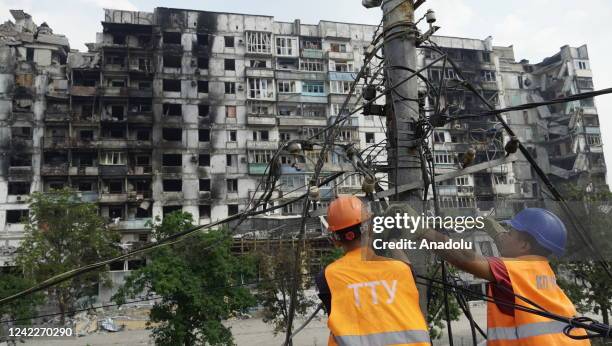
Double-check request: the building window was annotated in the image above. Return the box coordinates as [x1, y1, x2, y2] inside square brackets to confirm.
[227, 179, 238, 193]
[246, 32, 272, 54]
[196, 34, 210, 47]
[228, 204, 239, 215]
[199, 154, 210, 166]
[224, 36, 235, 48]
[332, 61, 354, 72]
[226, 106, 237, 118]
[199, 129, 210, 142]
[198, 80, 209, 93]
[276, 37, 295, 56]
[587, 134, 602, 146]
[7, 210, 29, 223]
[302, 82, 325, 94]
[248, 78, 274, 99]
[163, 79, 181, 92]
[224, 59, 236, 71]
[330, 104, 349, 116]
[278, 80, 296, 93]
[300, 58, 324, 72]
[456, 177, 469, 186]
[199, 179, 211, 192]
[100, 152, 126, 165]
[330, 81, 351, 94]
[330, 43, 347, 53]
[197, 57, 209, 69]
[494, 174, 508, 185]
[162, 128, 182, 141]
[481, 70, 496, 82]
[198, 105, 210, 117]
[252, 130, 269, 141]
[577, 61, 588, 70]
[163, 55, 181, 68]
[249, 59, 267, 68]
[280, 132, 291, 142]
[434, 153, 454, 165]
[163, 32, 181, 44]
[137, 130, 150, 141]
[226, 154, 237, 167]
[162, 154, 182, 167]
[8, 182, 30, 195]
[163, 103, 182, 117]
[482, 52, 491, 63]
[365, 132, 375, 144]
[163, 180, 182, 192]
[247, 101, 270, 115]
[225, 82, 236, 94]
[228, 130, 237, 142]
[199, 205, 211, 218]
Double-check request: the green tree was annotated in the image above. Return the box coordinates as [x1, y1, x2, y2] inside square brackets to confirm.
[113, 212, 256, 346]
[15, 189, 120, 323]
[255, 243, 316, 335]
[554, 185, 612, 325]
[426, 263, 461, 340]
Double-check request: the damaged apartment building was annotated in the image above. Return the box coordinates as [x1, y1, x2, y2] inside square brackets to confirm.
[0, 8, 606, 293]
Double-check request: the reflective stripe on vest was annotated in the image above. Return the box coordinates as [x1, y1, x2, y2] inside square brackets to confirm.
[334, 329, 430, 346]
[488, 321, 570, 341]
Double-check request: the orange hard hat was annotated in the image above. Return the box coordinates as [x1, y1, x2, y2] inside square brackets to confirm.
[327, 195, 367, 232]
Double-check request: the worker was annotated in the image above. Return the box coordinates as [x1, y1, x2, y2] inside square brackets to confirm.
[315, 195, 430, 346]
[410, 207, 590, 345]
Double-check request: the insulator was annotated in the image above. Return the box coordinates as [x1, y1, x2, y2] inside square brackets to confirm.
[505, 136, 520, 155]
[308, 185, 320, 201]
[287, 142, 302, 155]
[362, 176, 376, 194]
[426, 9, 437, 24]
[363, 85, 377, 101]
[462, 148, 476, 168]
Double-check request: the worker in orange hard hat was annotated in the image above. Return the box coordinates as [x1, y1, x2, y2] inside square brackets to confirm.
[315, 195, 430, 346]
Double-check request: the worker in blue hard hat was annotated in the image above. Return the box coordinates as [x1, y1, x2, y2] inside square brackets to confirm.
[409, 207, 590, 345]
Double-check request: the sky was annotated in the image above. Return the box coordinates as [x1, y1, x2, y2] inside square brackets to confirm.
[1, 0, 612, 182]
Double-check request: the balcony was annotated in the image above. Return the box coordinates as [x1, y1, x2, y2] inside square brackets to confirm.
[69, 166, 99, 176]
[98, 139, 128, 149]
[100, 193, 128, 203]
[248, 163, 269, 175]
[247, 115, 276, 126]
[128, 88, 153, 98]
[327, 51, 354, 61]
[70, 86, 98, 97]
[301, 49, 324, 59]
[6, 195, 28, 203]
[78, 191, 99, 203]
[128, 191, 152, 202]
[328, 71, 357, 81]
[247, 140, 278, 150]
[100, 87, 129, 98]
[44, 113, 71, 122]
[114, 219, 152, 231]
[41, 164, 69, 176]
[246, 67, 275, 78]
[129, 165, 152, 175]
[99, 165, 129, 176]
[278, 116, 327, 127]
[8, 166, 33, 179]
[43, 137, 71, 149]
[127, 112, 153, 124]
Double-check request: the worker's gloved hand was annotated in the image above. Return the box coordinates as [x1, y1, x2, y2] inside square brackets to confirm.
[383, 204, 429, 240]
[481, 217, 507, 240]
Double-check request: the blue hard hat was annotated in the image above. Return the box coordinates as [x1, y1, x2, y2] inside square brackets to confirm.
[502, 208, 567, 257]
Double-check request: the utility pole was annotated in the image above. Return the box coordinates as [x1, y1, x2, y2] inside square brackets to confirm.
[381, 0, 429, 314]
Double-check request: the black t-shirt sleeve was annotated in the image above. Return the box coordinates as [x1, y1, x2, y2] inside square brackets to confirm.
[315, 268, 332, 315]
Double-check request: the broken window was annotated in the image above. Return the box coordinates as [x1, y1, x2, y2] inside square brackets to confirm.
[300, 59, 324, 72]
[226, 106, 237, 118]
[162, 154, 182, 167]
[12, 127, 31, 140]
[228, 204, 239, 215]
[329, 81, 350, 94]
[225, 82, 236, 94]
[163, 205, 182, 216]
[365, 132, 375, 144]
[482, 52, 491, 63]
[227, 179, 238, 193]
[252, 130, 269, 141]
[163, 79, 181, 92]
[278, 81, 296, 93]
[110, 79, 126, 88]
[197, 80, 209, 94]
[247, 101, 270, 115]
[6, 210, 28, 223]
[74, 152, 95, 167]
[330, 43, 347, 53]
[228, 130, 237, 142]
[80, 130, 94, 140]
[250, 59, 267, 68]
[113, 34, 126, 45]
[276, 37, 296, 56]
[199, 129, 210, 142]
[196, 34, 210, 47]
[163, 128, 182, 141]
[224, 59, 236, 71]
[198, 105, 210, 117]
[199, 205, 211, 218]
[197, 57, 209, 69]
[105, 55, 125, 66]
[107, 181, 123, 194]
[199, 179, 211, 192]
[163, 103, 182, 117]
[248, 78, 274, 99]
[26, 48, 34, 62]
[587, 134, 602, 146]
[226, 154, 237, 167]
[224, 36, 235, 48]
[301, 38, 321, 50]
[136, 129, 150, 141]
[163, 32, 181, 44]
[100, 152, 127, 165]
[101, 125, 125, 139]
[163, 180, 182, 192]
[246, 32, 272, 54]
[199, 154, 210, 167]
[109, 206, 124, 219]
[163, 55, 182, 69]
[303, 104, 326, 117]
[481, 70, 496, 82]
[8, 182, 30, 195]
[111, 105, 125, 119]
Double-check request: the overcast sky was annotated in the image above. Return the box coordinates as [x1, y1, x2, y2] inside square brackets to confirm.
[2, 0, 611, 183]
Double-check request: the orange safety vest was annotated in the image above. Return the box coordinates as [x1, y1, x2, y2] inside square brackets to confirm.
[325, 248, 430, 346]
[487, 256, 590, 346]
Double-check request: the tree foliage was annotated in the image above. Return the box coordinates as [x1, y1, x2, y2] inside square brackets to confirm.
[113, 212, 256, 346]
[255, 243, 317, 335]
[554, 185, 612, 325]
[425, 263, 462, 340]
[0, 270, 41, 325]
[15, 188, 119, 323]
